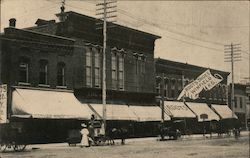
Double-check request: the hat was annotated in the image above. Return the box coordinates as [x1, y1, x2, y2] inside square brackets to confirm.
[81, 123, 87, 128]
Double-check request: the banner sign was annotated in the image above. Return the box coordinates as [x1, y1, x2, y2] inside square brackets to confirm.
[177, 70, 223, 100]
[0, 84, 8, 123]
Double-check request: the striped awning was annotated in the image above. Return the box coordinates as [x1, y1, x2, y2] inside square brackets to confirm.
[185, 102, 220, 121]
[12, 88, 92, 119]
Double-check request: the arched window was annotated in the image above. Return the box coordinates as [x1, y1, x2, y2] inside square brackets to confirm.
[171, 79, 176, 98]
[18, 57, 30, 84]
[39, 59, 48, 85]
[111, 52, 117, 90]
[94, 48, 100, 88]
[86, 48, 92, 87]
[57, 62, 66, 87]
[118, 54, 124, 90]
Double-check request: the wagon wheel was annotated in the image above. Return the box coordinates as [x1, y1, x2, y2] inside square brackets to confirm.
[13, 144, 26, 152]
[98, 137, 107, 146]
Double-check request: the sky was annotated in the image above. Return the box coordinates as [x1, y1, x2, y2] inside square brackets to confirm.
[0, 0, 248, 84]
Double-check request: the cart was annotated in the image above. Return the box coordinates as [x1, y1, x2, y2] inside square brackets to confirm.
[0, 123, 28, 152]
[89, 121, 107, 146]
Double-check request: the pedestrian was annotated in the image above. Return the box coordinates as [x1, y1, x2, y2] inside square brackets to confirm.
[80, 123, 90, 147]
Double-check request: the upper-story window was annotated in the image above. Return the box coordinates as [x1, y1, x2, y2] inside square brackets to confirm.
[118, 54, 124, 90]
[94, 49, 100, 88]
[156, 81, 160, 95]
[111, 52, 117, 90]
[240, 97, 243, 108]
[39, 60, 48, 85]
[86, 48, 92, 87]
[171, 79, 176, 98]
[57, 62, 66, 87]
[164, 79, 169, 97]
[234, 97, 238, 108]
[18, 57, 30, 84]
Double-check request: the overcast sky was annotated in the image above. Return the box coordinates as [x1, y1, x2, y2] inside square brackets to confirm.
[1, 0, 248, 83]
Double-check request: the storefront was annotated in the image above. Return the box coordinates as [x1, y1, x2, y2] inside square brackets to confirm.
[211, 104, 239, 131]
[185, 102, 220, 133]
[164, 101, 196, 133]
[10, 88, 92, 143]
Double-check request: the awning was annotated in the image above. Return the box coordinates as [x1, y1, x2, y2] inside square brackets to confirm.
[211, 104, 238, 119]
[185, 102, 220, 121]
[129, 105, 171, 121]
[88, 104, 138, 121]
[164, 101, 196, 118]
[12, 88, 92, 119]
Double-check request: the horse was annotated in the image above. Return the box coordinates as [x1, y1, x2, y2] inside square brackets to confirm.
[106, 127, 128, 145]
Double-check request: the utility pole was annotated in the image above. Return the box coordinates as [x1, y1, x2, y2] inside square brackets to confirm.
[224, 43, 241, 118]
[96, 0, 117, 136]
[160, 73, 165, 123]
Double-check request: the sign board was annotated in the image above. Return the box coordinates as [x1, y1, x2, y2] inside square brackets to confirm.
[0, 84, 8, 123]
[177, 70, 223, 100]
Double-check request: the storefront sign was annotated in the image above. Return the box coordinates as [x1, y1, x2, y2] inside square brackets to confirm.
[167, 104, 189, 111]
[0, 84, 8, 123]
[177, 70, 223, 100]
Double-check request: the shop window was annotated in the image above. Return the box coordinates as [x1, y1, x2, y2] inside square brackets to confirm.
[57, 62, 66, 87]
[18, 57, 30, 84]
[94, 49, 100, 88]
[39, 60, 48, 85]
[86, 49, 92, 87]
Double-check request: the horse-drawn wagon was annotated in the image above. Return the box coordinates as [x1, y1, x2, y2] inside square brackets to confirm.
[0, 122, 28, 152]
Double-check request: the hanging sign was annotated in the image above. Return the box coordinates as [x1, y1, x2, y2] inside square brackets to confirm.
[177, 70, 223, 100]
[0, 84, 8, 123]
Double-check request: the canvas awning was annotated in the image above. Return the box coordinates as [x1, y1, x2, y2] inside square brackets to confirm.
[12, 88, 92, 119]
[88, 104, 138, 121]
[185, 102, 220, 121]
[164, 101, 196, 118]
[129, 105, 171, 121]
[211, 104, 238, 119]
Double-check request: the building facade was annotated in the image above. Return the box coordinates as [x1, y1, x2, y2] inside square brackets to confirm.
[0, 11, 161, 142]
[155, 58, 229, 105]
[228, 83, 249, 129]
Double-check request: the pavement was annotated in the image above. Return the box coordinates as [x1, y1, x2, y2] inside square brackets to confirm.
[27, 130, 250, 150]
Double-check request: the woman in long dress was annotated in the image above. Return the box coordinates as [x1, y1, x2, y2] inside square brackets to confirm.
[80, 124, 90, 147]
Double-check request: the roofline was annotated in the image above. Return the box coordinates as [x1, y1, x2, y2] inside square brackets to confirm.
[63, 11, 161, 40]
[155, 57, 230, 75]
[5, 27, 75, 42]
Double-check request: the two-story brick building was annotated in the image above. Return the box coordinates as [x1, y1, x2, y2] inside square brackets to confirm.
[0, 10, 161, 142]
[155, 58, 234, 133]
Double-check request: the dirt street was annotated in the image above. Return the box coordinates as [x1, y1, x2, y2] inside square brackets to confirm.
[1, 134, 249, 158]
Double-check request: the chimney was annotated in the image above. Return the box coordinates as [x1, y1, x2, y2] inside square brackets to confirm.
[55, 1, 67, 22]
[9, 18, 16, 27]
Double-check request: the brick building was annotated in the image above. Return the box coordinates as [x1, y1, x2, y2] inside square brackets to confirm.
[228, 83, 249, 129]
[154, 58, 234, 134]
[0, 11, 161, 142]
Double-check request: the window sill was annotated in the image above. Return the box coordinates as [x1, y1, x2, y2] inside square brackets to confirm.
[56, 86, 67, 89]
[18, 82, 31, 86]
[38, 84, 50, 88]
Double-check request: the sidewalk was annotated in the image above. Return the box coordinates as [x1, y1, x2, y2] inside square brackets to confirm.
[27, 131, 249, 150]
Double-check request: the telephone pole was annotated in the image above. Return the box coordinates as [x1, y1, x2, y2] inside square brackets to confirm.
[96, 0, 117, 136]
[224, 43, 241, 118]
